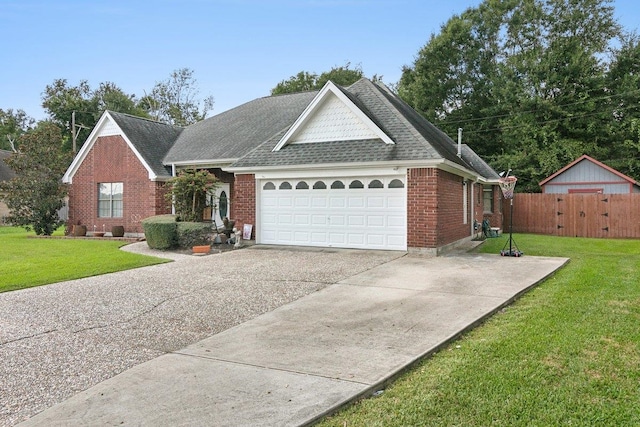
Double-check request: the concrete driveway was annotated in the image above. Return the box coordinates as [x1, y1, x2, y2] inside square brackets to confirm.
[2, 244, 568, 426]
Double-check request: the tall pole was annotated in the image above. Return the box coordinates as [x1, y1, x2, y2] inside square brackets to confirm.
[71, 111, 77, 154]
[509, 198, 514, 254]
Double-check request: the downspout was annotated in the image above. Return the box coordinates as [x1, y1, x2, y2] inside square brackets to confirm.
[171, 164, 176, 215]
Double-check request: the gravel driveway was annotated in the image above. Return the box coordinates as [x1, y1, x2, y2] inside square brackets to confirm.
[0, 243, 403, 426]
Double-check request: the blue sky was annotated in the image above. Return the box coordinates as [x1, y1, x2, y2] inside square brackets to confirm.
[1, 0, 638, 121]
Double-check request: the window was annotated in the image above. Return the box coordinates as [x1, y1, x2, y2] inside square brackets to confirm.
[296, 181, 309, 189]
[483, 186, 494, 213]
[98, 183, 123, 218]
[331, 180, 345, 189]
[388, 179, 404, 188]
[263, 182, 276, 190]
[368, 179, 384, 188]
[349, 180, 364, 189]
[279, 181, 292, 190]
[313, 181, 327, 189]
[218, 191, 228, 218]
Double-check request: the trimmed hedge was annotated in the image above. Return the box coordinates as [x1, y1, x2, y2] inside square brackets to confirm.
[176, 222, 214, 248]
[142, 215, 178, 250]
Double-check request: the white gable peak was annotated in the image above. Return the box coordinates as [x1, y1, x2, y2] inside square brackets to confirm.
[273, 81, 394, 151]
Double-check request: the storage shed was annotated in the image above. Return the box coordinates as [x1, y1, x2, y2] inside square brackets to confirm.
[539, 155, 640, 194]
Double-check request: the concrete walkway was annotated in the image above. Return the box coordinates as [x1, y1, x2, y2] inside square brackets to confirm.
[18, 250, 568, 427]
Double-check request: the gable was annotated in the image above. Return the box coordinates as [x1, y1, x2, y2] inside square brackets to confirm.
[63, 111, 181, 184]
[286, 92, 380, 143]
[273, 81, 394, 151]
[540, 155, 638, 187]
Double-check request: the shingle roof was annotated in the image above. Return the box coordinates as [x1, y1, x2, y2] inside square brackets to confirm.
[154, 78, 497, 180]
[0, 150, 16, 182]
[163, 91, 318, 164]
[230, 78, 498, 179]
[108, 111, 183, 178]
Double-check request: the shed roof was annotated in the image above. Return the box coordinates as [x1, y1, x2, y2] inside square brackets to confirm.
[539, 154, 639, 187]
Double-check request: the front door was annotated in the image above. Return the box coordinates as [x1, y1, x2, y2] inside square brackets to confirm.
[208, 183, 230, 229]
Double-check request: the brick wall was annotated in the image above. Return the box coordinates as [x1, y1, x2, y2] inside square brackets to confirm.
[231, 173, 256, 239]
[67, 135, 171, 234]
[435, 170, 469, 246]
[407, 168, 472, 249]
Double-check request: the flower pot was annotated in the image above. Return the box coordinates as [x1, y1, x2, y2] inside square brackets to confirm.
[73, 225, 87, 237]
[111, 225, 125, 237]
[192, 245, 211, 254]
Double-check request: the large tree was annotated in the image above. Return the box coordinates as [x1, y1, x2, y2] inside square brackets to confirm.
[42, 79, 146, 151]
[271, 63, 365, 95]
[0, 122, 73, 235]
[138, 68, 214, 126]
[398, 0, 624, 192]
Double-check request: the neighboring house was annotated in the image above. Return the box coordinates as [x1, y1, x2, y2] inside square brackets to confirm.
[64, 78, 502, 253]
[0, 149, 17, 223]
[539, 154, 640, 194]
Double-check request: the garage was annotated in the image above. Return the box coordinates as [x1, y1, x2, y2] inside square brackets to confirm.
[259, 176, 406, 250]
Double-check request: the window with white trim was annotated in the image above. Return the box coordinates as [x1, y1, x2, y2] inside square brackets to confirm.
[98, 183, 123, 218]
[483, 186, 494, 213]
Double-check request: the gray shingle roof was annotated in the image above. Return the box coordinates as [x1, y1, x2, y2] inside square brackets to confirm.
[163, 91, 318, 164]
[230, 78, 498, 179]
[0, 150, 16, 182]
[152, 78, 497, 180]
[108, 111, 183, 178]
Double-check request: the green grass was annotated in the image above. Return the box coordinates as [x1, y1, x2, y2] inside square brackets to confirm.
[319, 234, 640, 426]
[0, 226, 169, 293]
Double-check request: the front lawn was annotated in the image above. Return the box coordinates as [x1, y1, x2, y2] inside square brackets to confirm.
[0, 226, 169, 293]
[318, 234, 640, 426]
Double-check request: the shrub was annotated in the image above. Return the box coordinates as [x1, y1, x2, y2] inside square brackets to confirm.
[165, 169, 219, 222]
[176, 222, 213, 248]
[142, 215, 178, 250]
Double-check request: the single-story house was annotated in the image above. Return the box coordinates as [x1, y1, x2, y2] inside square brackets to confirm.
[1, 149, 17, 223]
[63, 78, 502, 253]
[539, 154, 640, 194]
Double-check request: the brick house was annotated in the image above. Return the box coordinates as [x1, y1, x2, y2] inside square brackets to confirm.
[64, 78, 502, 253]
[62, 112, 182, 234]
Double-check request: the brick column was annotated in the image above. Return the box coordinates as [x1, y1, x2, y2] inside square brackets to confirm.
[231, 174, 256, 239]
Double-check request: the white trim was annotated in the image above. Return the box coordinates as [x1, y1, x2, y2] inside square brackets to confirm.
[228, 158, 493, 183]
[167, 158, 237, 168]
[62, 111, 158, 183]
[272, 81, 394, 152]
[253, 166, 408, 180]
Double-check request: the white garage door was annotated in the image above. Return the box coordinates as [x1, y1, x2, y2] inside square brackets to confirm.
[259, 176, 406, 250]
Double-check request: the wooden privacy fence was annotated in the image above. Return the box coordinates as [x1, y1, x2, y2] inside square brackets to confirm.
[505, 193, 640, 238]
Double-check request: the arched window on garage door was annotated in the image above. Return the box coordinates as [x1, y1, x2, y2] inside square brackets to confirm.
[349, 180, 364, 189]
[279, 181, 292, 190]
[331, 180, 345, 189]
[263, 182, 276, 190]
[313, 181, 327, 189]
[389, 179, 404, 188]
[296, 181, 309, 189]
[368, 179, 384, 188]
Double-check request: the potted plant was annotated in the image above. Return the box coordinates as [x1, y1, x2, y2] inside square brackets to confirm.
[111, 225, 125, 237]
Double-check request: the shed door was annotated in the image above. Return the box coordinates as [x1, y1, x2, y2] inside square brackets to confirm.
[259, 176, 406, 251]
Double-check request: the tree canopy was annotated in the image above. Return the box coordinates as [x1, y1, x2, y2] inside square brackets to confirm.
[0, 109, 34, 152]
[271, 63, 365, 95]
[138, 68, 214, 127]
[41, 68, 213, 152]
[398, 0, 635, 192]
